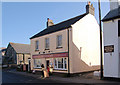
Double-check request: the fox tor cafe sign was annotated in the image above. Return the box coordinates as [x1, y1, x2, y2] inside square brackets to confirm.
[104, 45, 114, 53]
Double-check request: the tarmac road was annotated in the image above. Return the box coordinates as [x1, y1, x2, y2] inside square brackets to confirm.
[2, 69, 120, 85]
[2, 71, 67, 84]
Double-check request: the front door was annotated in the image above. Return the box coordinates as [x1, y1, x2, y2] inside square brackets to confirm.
[28, 59, 31, 71]
[46, 60, 49, 69]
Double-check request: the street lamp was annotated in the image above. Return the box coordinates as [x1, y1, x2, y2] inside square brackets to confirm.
[98, 0, 103, 79]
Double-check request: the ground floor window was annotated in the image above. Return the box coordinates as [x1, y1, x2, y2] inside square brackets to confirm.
[34, 59, 41, 68]
[54, 58, 67, 70]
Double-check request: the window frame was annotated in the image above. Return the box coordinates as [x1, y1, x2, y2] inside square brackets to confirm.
[56, 35, 62, 48]
[54, 58, 67, 70]
[45, 38, 49, 50]
[35, 40, 39, 51]
[34, 59, 41, 69]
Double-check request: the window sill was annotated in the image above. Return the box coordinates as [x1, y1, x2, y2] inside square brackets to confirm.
[53, 68, 67, 71]
[35, 49, 39, 51]
[56, 46, 63, 49]
[45, 48, 50, 50]
[34, 67, 41, 69]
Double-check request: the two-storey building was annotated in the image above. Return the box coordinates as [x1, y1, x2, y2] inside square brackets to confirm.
[30, 2, 100, 74]
[5, 42, 31, 70]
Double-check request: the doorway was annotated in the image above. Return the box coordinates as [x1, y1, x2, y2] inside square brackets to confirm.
[28, 59, 31, 71]
[46, 60, 49, 69]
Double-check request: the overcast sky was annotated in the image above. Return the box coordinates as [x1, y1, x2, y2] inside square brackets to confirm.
[2, 1, 110, 47]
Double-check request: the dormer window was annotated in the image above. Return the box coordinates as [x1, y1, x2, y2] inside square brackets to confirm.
[35, 40, 39, 51]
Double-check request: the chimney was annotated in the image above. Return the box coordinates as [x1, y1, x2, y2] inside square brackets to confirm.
[47, 18, 54, 28]
[86, 1, 95, 16]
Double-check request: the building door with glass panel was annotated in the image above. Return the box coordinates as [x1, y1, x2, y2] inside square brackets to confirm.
[28, 59, 31, 71]
[46, 60, 49, 69]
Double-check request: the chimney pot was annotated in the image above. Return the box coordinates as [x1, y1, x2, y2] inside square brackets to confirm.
[47, 18, 54, 28]
[88, 1, 91, 5]
[86, 1, 95, 16]
[47, 18, 49, 21]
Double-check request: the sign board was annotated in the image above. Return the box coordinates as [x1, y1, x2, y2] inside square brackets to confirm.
[32, 52, 68, 59]
[104, 45, 114, 53]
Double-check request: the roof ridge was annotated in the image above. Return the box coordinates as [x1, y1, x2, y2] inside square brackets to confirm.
[47, 13, 87, 28]
[10, 42, 30, 45]
[102, 7, 120, 22]
[30, 13, 87, 39]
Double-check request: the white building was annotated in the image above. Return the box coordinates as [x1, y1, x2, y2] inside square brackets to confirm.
[30, 2, 100, 74]
[102, 0, 120, 78]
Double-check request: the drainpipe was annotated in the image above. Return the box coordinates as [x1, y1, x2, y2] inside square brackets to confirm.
[67, 27, 70, 76]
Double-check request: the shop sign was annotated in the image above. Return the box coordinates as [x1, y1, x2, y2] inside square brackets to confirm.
[32, 52, 68, 59]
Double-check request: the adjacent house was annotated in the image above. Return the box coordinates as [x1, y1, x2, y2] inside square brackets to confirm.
[102, 0, 120, 78]
[0, 48, 7, 65]
[5, 42, 31, 68]
[0, 48, 6, 65]
[30, 2, 100, 74]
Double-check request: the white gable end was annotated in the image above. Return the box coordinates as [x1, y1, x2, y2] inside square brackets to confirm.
[71, 14, 100, 66]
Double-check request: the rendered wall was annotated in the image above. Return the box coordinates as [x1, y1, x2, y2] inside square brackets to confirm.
[70, 14, 100, 73]
[30, 29, 68, 73]
[103, 19, 119, 78]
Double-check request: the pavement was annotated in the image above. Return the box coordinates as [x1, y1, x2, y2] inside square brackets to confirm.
[2, 68, 120, 84]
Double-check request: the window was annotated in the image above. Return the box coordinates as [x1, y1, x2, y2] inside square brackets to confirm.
[45, 38, 49, 49]
[57, 35, 62, 47]
[34, 59, 41, 68]
[54, 58, 67, 70]
[35, 41, 39, 50]
[118, 20, 120, 36]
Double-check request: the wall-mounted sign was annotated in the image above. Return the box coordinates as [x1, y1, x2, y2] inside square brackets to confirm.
[32, 52, 68, 59]
[104, 45, 114, 53]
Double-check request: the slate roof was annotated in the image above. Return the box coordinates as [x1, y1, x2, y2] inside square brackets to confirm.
[30, 13, 87, 39]
[10, 42, 30, 54]
[1, 49, 7, 52]
[102, 7, 120, 22]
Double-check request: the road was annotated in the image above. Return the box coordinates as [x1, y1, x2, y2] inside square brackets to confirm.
[2, 71, 68, 84]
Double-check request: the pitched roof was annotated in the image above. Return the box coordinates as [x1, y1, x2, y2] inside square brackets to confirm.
[102, 7, 120, 22]
[1, 48, 7, 52]
[0, 47, 6, 52]
[10, 42, 30, 54]
[30, 13, 87, 39]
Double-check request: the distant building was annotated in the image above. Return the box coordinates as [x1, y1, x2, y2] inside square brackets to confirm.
[102, 0, 120, 78]
[5, 42, 30, 67]
[0, 48, 7, 65]
[30, 2, 100, 74]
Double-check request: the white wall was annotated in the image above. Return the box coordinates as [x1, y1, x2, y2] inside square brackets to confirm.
[103, 19, 120, 78]
[70, 14, 100, 73]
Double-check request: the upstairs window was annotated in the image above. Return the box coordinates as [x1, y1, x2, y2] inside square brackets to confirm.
[45, 38, 49, 49]
[35, 40, 39, 50]
[57, 35, 62, 47]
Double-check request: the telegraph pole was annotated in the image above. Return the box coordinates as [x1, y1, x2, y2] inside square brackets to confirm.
[98, 0, 103, 79]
